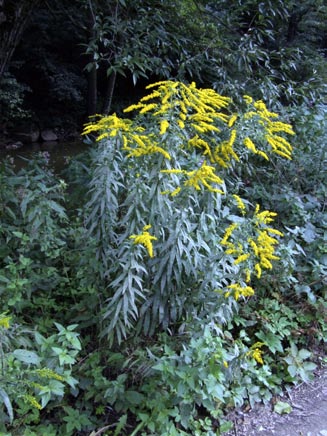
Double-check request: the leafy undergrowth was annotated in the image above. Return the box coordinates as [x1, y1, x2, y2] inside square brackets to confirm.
[0, 83, 326, 435]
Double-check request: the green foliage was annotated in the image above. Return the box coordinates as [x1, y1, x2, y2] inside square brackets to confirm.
[0, 316, 80, 432]
[274, 400, 292, 415]
[283, 343, 317, 383]
[80, 307, 317, 435]
[0, 156, 68, 316]
[239, 102, 327, 302]
[0, 74, 31, 127]
[205, 0, 327, 104]
[0, 74, 31, 124]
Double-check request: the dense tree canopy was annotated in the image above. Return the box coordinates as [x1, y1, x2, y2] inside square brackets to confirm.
[0, 0, 326, 133]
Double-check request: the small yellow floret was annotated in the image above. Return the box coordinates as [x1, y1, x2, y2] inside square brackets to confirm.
[160, 120, 170, 135]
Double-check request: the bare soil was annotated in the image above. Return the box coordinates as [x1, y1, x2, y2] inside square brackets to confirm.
[224, 368, 327, 436]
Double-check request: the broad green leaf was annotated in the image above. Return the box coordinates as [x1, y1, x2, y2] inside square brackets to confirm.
[13, 349, 41, 365]
[125, 390, 145, 405]
[298, 349, 312, 360]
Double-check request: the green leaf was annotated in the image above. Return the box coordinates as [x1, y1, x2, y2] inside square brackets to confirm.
[0, 388, 14, 423]
[303, 362, 317, 371]
[302, 223, 316, 243]
[287, 365, 297, 378]
[255, 331, 283, 353]
[65, 375, 79, 389]
[114, 414, 127, 436]
[298, 349, 311, 360]
[125, 390, 145, 405]
[274, 401, 292, 415]
[13, 349, 41, 365]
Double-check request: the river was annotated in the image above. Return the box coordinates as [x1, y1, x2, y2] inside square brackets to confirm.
[0, 140, 89, 172]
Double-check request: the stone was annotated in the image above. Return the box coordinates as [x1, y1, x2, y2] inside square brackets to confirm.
[40, 129, 58, 142]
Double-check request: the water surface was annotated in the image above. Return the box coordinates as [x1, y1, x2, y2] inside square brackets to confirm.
[0, 141, 89, 172]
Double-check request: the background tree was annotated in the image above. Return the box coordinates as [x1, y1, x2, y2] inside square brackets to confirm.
[0, 0, 41, 80]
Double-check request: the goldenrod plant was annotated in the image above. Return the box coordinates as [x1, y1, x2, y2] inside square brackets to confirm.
[82, 80, 294, 342]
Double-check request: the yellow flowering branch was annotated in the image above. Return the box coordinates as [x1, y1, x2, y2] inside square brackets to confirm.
[221, 203, 284, 295]
[22, 394, 42, 410]
[161, 161, 225, 194]
[123, 80, 231, 141]
[242, 97, 295, 161]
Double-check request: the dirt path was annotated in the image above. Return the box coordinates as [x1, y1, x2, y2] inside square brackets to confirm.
[224, 369, 327, 436]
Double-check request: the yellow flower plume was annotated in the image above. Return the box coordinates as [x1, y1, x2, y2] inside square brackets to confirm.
[242, 98, 294, 160]
[130, 225, 158, 258]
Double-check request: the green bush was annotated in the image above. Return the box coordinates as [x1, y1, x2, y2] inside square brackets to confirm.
[0, 314, 80, 432]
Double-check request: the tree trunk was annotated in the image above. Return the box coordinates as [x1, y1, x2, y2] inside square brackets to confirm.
[86, 0, 97, 116]
[102, 70, 116, 115]
[87, 64, 97, 116]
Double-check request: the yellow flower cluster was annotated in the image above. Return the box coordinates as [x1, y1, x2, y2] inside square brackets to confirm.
[233, 194, 246, 215]
[83, 113, 134, 140]
[162, 161, 224, 194]
[34, 368, 65, 381]
[0, 313, 11, 329]
[224, 283, 255, 300]
[213, 129, 239, 168]
[23, 394, 42, 410]
[130, 225, 157, 258]
[243, 137, 269, 160]
[246, 342, 265, 364]
[83, 113, 171, 160]
[221, 204, 283, 288]
[124, 135, 171, 160]
[243, 97, 295, 160]
[251, 204, 284, 274]
[82, 81, 294, 207]
[186, 128, 239, 169]
[128, 81, 241, 170]
[124, 80, 230, 138]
